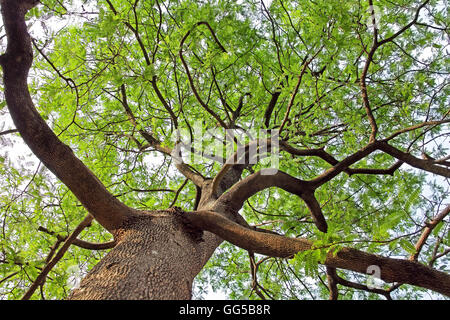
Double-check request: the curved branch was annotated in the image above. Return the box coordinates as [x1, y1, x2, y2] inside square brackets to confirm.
[264, 91, 281, 128]
[0, 0, 134, 231]
[217, 169, 328, 232]
[183, 210, 450, 297]
[37, 226, 116, 250]
[179, 21, 228, 128]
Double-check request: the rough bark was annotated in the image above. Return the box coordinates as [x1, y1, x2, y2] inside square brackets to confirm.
[68, 210, 221, 300]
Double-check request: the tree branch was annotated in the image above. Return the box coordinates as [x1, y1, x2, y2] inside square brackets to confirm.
[326, 267, 339, 300]
[179, 21, 229, 128]
[22, 214, 94, 300]
[384, 119, 450, 142]
[378, 142, 450, 178]
[0, 0, 135, 231]
[326, 266, 392, 299]
[411, 204, 450, 261]
[216, 169, 328, 232]
[37, 226, 116, 251]
[118, 83, 205, 186]
[0, 128, 18, 136]
[183, 210, 450, 297]
[264, 91, 281, 128]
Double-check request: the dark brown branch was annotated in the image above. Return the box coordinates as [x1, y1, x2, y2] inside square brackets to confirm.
[121, 179, 175, 194]
[378, 142, 450, 178]
[281, 141, 403, 177]
[279, 52, 320, 135]
[359, 0, 431, 143]
[411, 204, 450, 261]
[169, 179, 189, 207]
[210, 138, 267, 197]
[326, 266, 392, 299]
[151, 76, 179, 128]
[0, 271, 19, 285]
[384, 119, 450, 142]
[216, 169, 328, 232]
[326, 267, 339, 300]
[118, 84, 205, 186]
[377, 0, 431, 47]
[264, 91, 281, 128]
[183, 210, 450, 297]
[249, 252, 267, 300]
[37, 226, 116, 250]
[429, 248, 450, 267]
[179, 21, 229, 128]
[360, 36, 378, 142]
[105, 1, 178, 127]
[193, 185, 202, 211]
[347, 161, 403, 176]
[310, 142, 380, 187]
[0, 128, 18, 136]
[0, 0, 134, 231]
[210, 66, 233, 124]
[22, 214, 94, 300]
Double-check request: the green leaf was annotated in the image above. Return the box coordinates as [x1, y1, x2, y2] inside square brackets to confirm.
[400, 240, 417, 255]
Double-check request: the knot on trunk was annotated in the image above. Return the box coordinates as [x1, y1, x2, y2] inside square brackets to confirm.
[169, 207, 204, 243]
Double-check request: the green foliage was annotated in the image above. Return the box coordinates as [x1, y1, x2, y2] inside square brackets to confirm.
[1, 0, 449, 300]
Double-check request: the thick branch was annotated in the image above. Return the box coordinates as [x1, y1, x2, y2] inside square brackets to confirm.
[0, 0, 134, 231]
[22, 214, 94, 300]
[217, 169, 328, 232]
[184, 210, 450, 297]
[326, 267, 339, 300]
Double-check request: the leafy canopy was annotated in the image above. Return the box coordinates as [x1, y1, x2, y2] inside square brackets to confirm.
[0, 0, 449, 299]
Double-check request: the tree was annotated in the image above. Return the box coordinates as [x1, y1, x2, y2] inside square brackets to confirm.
[0, 0, 449, 300]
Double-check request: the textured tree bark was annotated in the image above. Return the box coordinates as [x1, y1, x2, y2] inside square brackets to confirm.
[2, 0, 450, 300]
[68, 210, 222, 300]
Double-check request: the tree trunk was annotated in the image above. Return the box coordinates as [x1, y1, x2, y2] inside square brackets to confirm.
[68, 211, 221, 300]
